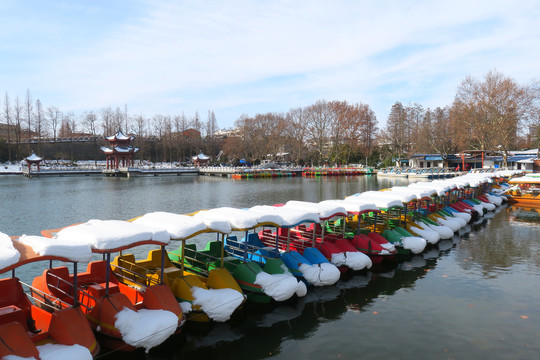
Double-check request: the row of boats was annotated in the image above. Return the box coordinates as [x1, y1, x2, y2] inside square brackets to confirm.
[377, 167, 460, 179]
[0, 169, 525, 359]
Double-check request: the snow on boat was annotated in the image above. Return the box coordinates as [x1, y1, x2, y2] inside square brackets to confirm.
[168, 208, 304, 303]
[125, 212, 245, 322]
[280, 200, 372, 271]
[0, 232, 98, 359]
[251, 205, 341, 286]
[320, 200, 398, 263]
[34, 220, 184, 352]
[346, 193, 427, 254]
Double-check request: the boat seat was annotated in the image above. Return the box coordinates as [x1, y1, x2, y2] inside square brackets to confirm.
[87, 282, 120, 298]
[0, 306, 26, 330]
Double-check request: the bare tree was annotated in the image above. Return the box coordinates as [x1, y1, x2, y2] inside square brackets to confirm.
[383, 102, 409, 166]
[3, 93, 12, 161]
[423, 107, 455, 161]
[34, 99, 44, 153]
[304, 100, 332, 165]
[286, 107, 309, 164]
[113, 106, 124, 133]
[24, 89, 33, 150]
[47, 106, 61, 142]
[134, 114, 147, 161]
[452, 70, 530, 167]
[82, 110, 99, 164]
[101, 107, 114, 136]
[13, 96, 23, 159]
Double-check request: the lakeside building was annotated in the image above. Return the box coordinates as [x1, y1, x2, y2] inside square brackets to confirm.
[409, 150, 539, 171]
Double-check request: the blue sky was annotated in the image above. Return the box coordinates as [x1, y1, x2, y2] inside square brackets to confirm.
[1, 0, 539, 130]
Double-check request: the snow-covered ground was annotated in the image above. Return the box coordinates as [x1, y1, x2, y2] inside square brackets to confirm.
[0, 163, 22, 173]
[0, 161, 198, 173]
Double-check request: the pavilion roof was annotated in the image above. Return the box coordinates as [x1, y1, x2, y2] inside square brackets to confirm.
[105, 130, 134, 142]
[25, 152, 43, 162]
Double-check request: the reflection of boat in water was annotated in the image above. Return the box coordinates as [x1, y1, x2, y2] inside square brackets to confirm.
[507, 205, 540, 223]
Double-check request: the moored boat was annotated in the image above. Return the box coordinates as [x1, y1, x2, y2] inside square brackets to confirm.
[34, 220, 185, 352]
[168, 208, 306, 303]
[505, 174, 540, 207]
[126, 211, 246, 322]
[0, 232, 99, 359]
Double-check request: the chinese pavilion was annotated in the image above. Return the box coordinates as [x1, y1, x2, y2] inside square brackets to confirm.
[192, 152, 210, 166]
[100, 130, 139, 169]
[25, 152, 43, 172]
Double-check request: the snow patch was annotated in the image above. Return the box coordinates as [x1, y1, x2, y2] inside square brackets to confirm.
[254, 271, 299, 301]
[330, 251, 372, 270]
[179, 302, 192, 314]
[426, 223, 454, 239]
[479, 200, 496, 211]
[191, 287, 244, 322]
[36, 343, 92, 360]
[115, 308, 178, 352]
[0, 232, 20, 270]
[435, 217, 461, 232]
[298, 263, 340, 286]
[16, 235, 92, 262]
[410, 223, 440, 245]
[453, 211, 472, 222]
[379, 242, 396, 252]
[56, 219, 170, 250]
[401, 236, 426, 254]
[295, 281, 307, 297]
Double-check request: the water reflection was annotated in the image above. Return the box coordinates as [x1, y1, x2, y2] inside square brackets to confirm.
[2, 176, 540, 359]
[457, 206, 540, 276]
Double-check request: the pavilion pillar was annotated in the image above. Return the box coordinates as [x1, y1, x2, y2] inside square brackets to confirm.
[481, 151, 484, 168]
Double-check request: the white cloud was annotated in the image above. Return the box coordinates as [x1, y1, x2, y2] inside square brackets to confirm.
[1, 0, 539, 128]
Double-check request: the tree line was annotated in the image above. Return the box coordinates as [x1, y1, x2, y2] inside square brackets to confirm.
[380, 70, 540, 168]
[1, 70, 539, 167]
[0, 90, 220, 163]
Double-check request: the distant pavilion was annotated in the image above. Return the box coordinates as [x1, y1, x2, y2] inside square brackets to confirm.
[192, 152, 210, 166]
[25, 152, 43, 172]
[100, 130, 139, 169]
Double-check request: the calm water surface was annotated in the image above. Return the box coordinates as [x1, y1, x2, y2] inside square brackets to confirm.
[0, 175, 539, 360]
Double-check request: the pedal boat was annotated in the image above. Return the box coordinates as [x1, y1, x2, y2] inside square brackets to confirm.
[122, 212, 245, 323]
[278, 200, 373, 271]
[0, 232, 99, 359]
[168, 208, 306, 303]
[34, 220, 185, 352]
[314, 199, 398, 264]
[250, 205, 341, 286]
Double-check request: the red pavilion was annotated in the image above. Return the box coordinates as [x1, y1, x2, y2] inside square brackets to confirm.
[100, 130, 139, 169]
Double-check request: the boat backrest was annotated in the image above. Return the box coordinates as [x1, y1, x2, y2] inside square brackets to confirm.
[148, 249, 175, 268]
[246, 233, 264, 248]
[207, 241, 223, 257]
[0, 278, 33, 323]
[259, 228, 273, 239]
[80, 261, 115, 284]
[278, 227, 289, 237]
[45, 266, 73, 300]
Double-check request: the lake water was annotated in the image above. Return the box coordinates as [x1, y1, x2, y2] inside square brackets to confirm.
[1, 175, 539, 360]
